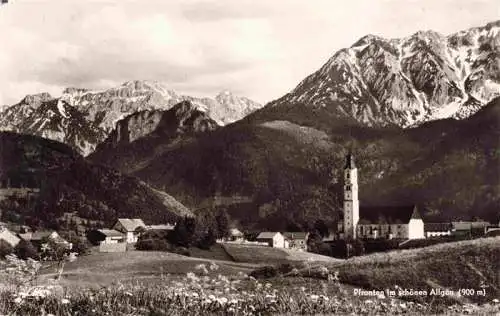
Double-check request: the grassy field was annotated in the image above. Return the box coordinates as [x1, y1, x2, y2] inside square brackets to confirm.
[222, 243, 340, 264]
[39, 250, 258, 289]
[288, 237, 500, 305]
[1, 239, 499, 315]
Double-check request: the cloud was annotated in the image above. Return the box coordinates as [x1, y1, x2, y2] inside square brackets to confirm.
[0, 0, 498, 106]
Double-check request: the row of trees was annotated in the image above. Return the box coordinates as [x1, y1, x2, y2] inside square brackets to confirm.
[136, 209, 231, 251]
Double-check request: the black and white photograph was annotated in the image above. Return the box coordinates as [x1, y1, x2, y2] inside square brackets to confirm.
[0, 0, 499, 315]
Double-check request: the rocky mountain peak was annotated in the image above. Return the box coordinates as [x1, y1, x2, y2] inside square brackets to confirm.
[268, 20, 500, 128]
[21, 92, 54, 106]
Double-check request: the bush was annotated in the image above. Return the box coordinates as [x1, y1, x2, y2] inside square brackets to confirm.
[171, 246, 191, 257]
[197, 229, 216, 250]
[363, 239, 400, 254]
[249, 266, 278, 279]
[69, 237, 91, 255]
[0, 240, 13, 258]
[135, 238, 170, 251]
[351, 239, 365, 256]
[14, 240, 39, 260]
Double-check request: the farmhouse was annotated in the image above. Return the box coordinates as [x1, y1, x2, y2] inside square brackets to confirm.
[228, 228, 245, 242]
[87, 229, 127, 252]
[256, 232, 286, 248]
[338, 154, 425, 240]
[0, 226, 20, 247]
[283, 232, 308, 251]
[113, 218, 146, 243]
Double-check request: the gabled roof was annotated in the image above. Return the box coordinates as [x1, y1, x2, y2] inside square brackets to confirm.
[115, 218, 146, 232]
[98, 229, 125, 238]
[358, 205, 421, 225]
[30, 231, 57, 241]
[230, 228, 244, 237]
[452, 221, 490, 230]
[256, 232, 281, 239]
[147, 224, 175, 231]
[0, 227, 20, 247]
[283, 232, 308, 240]
[425, 223, 452, 232]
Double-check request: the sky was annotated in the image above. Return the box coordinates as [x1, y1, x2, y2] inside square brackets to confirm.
[0, 0, 499, 106]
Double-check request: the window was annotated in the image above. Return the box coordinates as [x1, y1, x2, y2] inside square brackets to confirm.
[345, 185, 351, 191]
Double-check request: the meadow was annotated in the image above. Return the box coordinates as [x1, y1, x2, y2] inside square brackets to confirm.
[0, 238, 499, 315]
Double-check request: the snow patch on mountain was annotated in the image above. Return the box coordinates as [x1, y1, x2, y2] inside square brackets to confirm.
[270, 20, 500, 128]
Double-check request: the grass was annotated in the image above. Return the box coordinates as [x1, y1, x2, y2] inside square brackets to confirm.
[38, 250, 258, 289]
[222, 243, 339, 264]
[1, 239, 499, 315]
[289, 237, 500, 306]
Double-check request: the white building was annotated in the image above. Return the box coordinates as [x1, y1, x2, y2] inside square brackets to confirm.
[339, 154, 425, 240]
[256, 232, 286, 248]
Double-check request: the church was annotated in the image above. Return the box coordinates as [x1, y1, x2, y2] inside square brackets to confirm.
[337, 154, 425, 240]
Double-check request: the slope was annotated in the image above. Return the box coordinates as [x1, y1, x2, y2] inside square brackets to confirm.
[0, 132, 192, 229]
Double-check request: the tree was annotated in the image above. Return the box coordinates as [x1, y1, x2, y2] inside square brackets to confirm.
[215, 209, 230, 240]
[198, 228, 216, 250]
[306, 230, 323, 253]
[313, 219, 330, 238]
[168, 217, 197, 247]
[351, 239, 365, 256]
[14, 240, 39, 260]
[69, 236, 91, 256]
[0, 240, 13, 258]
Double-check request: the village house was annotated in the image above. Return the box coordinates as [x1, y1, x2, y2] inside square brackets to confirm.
[338, 154, 425, 240]
[425, 223, 453, 238]
[228, 228, 245, 242]
[256, 232, 287, 248]
[283, 232, 309, 251]
[86, 229, 127, 253]
[0, 226, 20, 248]
[112, 218, 146, 243]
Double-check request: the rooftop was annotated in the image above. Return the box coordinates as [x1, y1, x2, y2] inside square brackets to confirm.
[115, 218, 146, 232]
[256, 232, 281, 239]
[358, 205, 421, 224]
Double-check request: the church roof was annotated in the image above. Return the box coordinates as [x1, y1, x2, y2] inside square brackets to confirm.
[425, 222, 452, 232]
[358, 205, 421, 224]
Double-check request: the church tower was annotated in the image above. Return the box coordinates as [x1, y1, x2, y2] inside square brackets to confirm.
[343, 153, 359, 239]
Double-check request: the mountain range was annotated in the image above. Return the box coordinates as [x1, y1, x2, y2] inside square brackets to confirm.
[267, 20, 500, 128]
[0, 81, 262, 156]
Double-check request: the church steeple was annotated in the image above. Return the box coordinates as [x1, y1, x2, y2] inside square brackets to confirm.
[345, 153, 356, 169]
[343, 153, 359, 239]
